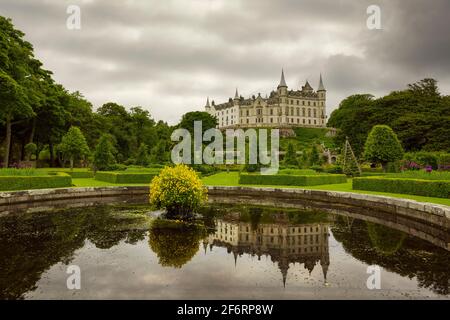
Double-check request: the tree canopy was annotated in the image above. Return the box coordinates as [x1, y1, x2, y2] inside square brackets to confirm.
[328, 79, 450, 156]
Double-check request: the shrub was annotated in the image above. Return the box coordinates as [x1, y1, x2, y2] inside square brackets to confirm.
[403, 151, 440, 169]
[48, 169, 94, 178]
[364, 125, 404, 171]
[150, 164, 207, 218]
[0, 172, 72, 191]
[135, 143, 150, 166]
[278, 169, 318, 175]
[438, 153, 450, 171]
[24, 143, 37, 160]
[239, 173, 347, 186]
[353, 177, 450, 198]
[95, 171, 159, 183]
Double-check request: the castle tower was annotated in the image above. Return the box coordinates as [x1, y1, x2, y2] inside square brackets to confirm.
[277, 69, 288, 96]
[233, 88, 240, 105]
[205, 97, 211, 112]
[317, 74, 327, 124]
[317, 73, 326, 99]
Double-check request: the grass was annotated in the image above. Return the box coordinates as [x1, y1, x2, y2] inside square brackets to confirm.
[2, 168, 449, 207]
[201, 172, 450, 206]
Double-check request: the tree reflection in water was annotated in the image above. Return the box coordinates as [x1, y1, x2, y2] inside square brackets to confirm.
[0, 206, 150, 300]
[331, 216, 450, 295]
[0, 204, 448, 299]
[148, 219, 208, 268]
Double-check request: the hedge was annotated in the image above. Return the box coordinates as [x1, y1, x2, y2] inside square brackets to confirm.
[353, 177, 450, 198]
[95, 171, 160, 183]
[0, 172, 72, 191]
[48, 170, 94, 178]
[239, 173, 347, 186]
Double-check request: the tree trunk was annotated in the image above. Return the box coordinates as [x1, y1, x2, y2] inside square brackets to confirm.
[70, 157, 74, 171]
[3, 115, 12, 168]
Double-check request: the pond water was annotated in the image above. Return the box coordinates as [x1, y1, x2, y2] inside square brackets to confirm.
[0, 202, 448, 300]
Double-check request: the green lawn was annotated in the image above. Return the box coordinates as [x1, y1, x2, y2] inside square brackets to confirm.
[2, 170, 449, 207]
[201, 172, 450, 206]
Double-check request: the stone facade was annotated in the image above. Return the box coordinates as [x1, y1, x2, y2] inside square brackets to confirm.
[205, 70, 327, 129]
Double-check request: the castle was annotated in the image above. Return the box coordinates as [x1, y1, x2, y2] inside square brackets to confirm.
[204, 214, 330, 287]
[205, 70, 327, 129]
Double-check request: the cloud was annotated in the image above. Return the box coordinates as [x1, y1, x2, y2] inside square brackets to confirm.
[1, 0, 449, 124]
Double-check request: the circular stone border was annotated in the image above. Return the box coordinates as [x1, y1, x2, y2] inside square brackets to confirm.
[0, 186, 448, 229]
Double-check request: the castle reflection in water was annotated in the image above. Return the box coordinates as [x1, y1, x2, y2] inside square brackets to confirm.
[203, 213, 330, 286]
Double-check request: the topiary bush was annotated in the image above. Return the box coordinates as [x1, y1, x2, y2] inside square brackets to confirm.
[95, 171, 160, 183]
[352, 176, 450, 198]
[150, 164, 208, 218]
[0, 172, 72, 191]
[239, 173, 347, 186]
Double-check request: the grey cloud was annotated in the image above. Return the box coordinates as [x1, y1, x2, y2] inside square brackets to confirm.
[0, 0, 449, 123]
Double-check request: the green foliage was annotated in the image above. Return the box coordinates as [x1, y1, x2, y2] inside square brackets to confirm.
[0, 168, 38, 176]
[24, 143, 37, 160]
[176, 111, 217, 136]
[438, 153, 450, 170]
[389, 170, 450, 180]
[352, 177, 450, 198]
[93, 134, 116, 171]
[57, 126, 90, 169]
[404, 151, 441, 169]
[0, 172, 72, 191]
[150, 140, 168, 164]
[278, 169, 318, 175]
[135, 143, 149, 166]
[328, 79, 450, 155]
[284, 142, 298, 166]
[309, 145, 321, 166]
[364, 125, 404, 169]
[150, 164, 207, 218]
[94, 171, 160, 184]
[239, 173, 347, 186]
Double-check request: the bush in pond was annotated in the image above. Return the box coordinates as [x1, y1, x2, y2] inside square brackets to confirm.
[150, 164, 207, 218]
[148, 219, 207, 268]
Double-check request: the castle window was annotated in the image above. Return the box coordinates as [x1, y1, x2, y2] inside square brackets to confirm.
[313, 102, 316, 107]
[297, 118, 299, 123]
[308, 101, 310, 106]
[314, 109, 317, 117]
[308, 119, 311, 124]
[314, 120, 317, 124]
[302, 101, 305, 106]
[296, 108, 299, 116]
[308, 108, 311, 117]
[302, 108, 305, 116]
[270, 118, 273, 123]
[246, 110, 249, 116]
[246, 119, 249, 124]
[303, 119, 305, 124]
[296, 100, 299, 105]
[285, 106, 289, 114]
[290, 107, 294, 116]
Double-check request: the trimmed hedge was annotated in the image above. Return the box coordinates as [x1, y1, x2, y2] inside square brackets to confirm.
[48, 170, 94, 178]
[95, 171, 160, 183]
[353, 177, 450, 198]
[0, 172, 72, 191]
[239, 173, 347, 186]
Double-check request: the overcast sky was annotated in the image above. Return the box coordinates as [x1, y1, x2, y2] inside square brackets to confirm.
[1, 0, 449, 124]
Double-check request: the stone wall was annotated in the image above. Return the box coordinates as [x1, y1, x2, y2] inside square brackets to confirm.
[0, 186, 448, 230]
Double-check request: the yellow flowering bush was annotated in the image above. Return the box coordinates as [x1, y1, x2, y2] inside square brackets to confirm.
[150, 164, 208, 218]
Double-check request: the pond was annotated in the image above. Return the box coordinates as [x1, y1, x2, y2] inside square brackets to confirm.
[0, 202, 448, 300]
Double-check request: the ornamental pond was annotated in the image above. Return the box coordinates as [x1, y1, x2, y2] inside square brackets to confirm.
[0, 197, 448, 300]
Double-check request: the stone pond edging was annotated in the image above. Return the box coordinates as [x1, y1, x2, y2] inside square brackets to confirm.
[0, 186, 448, 228]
